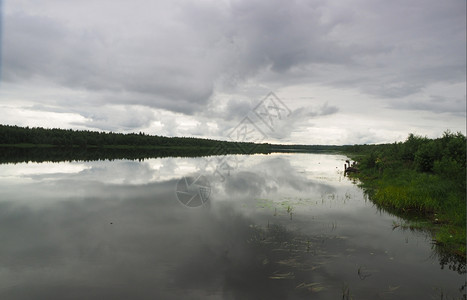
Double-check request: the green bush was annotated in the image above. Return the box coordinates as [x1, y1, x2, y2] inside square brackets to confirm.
[346, 131, 466, 258]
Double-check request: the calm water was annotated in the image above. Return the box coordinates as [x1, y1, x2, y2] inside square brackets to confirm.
[0, 153, 464, 299]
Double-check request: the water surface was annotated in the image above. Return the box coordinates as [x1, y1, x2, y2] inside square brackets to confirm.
[0, 153, 464, 299]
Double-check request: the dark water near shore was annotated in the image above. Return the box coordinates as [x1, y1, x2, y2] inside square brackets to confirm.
[0, 153, 464, 299]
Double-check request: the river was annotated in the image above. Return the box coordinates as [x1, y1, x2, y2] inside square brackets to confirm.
[0, 153, 464, 299]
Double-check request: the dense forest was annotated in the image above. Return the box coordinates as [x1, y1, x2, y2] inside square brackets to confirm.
[0, 124, 341, 156]
[0, 124, 251, 148]
[0, 124, 274, 154]
[345, 131, 466, 263]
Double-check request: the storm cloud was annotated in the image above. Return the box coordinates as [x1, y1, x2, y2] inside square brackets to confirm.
[1, 0, 465, 143]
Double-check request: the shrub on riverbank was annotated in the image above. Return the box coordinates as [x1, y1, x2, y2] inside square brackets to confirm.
[345, 131, 466, 258]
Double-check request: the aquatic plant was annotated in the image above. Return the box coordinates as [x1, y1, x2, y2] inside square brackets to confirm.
[341, 282, 351, 300]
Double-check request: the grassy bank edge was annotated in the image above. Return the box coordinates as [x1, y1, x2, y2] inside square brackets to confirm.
[345, 152, 466, 260]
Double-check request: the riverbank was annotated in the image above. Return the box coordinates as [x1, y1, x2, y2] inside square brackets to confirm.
[344, 132, 466, 261]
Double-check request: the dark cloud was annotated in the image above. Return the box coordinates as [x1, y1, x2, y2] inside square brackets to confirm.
[1, 0, 465, 139]
[226, 0, 352, 72]
[213, 98, 254, 122]
[2, 10, 214, 115]
[1, 0, 365, 113]
[265, 102, 340, 140]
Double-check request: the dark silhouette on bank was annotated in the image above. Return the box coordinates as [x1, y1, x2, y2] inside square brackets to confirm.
[344, 159, 358, 174]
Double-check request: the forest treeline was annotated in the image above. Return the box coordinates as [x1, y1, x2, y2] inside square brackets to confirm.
[0, 124, 341, 155]
[0, 124, 259, 149]
[345, 131, 466, 263]
[345, 131, 466, 178]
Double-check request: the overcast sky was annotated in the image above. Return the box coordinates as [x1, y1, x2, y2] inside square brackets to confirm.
[0, 0, 465, 145]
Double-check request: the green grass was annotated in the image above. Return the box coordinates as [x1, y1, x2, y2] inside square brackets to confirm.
[348, 156, 466, 260]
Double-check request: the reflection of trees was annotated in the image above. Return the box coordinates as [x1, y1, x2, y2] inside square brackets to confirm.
[0, 125, 343, 163]
[434, 247, 466, 275]
[0, 146, 268, 164]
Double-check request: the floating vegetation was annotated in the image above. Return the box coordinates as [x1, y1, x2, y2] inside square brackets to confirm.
[392, 220, 401, 230]
[269, 271, 295, 280]
[342, 282, 351, 300]
[295, 282, 326, 292]
[330, 221, 338, 231]
[277, 258, 302, 268]
[252, 197, 302, 220]
[243, 221, 343, 294]
[387, 285, 400, 292]
[392, 220, 434, 231]
[255, 198, 275, 209]
[379, 285, 401, 297]
[357, 266, 372, 280]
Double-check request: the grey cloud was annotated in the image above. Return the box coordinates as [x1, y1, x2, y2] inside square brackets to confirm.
[1, 0, 465, 137]
[266, 102, 339, 140]
[293, 102, 339, 118]
[320, 103, 339, 115]
[201, 98, 340, 142]
[227, 0, 351, 72]
[2, 0, 354, 113]
[2, 11, 214, 115]
[226, 98, 253, 118]
[214, 98, 254, 122]
[262, 1, 466, 101]
[3, 12, 106, 87]
[28, 104, 155, 132]
[388, 95, 467, 116]
[74, 108, 155, 132]
[364, 82, 424, 99]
